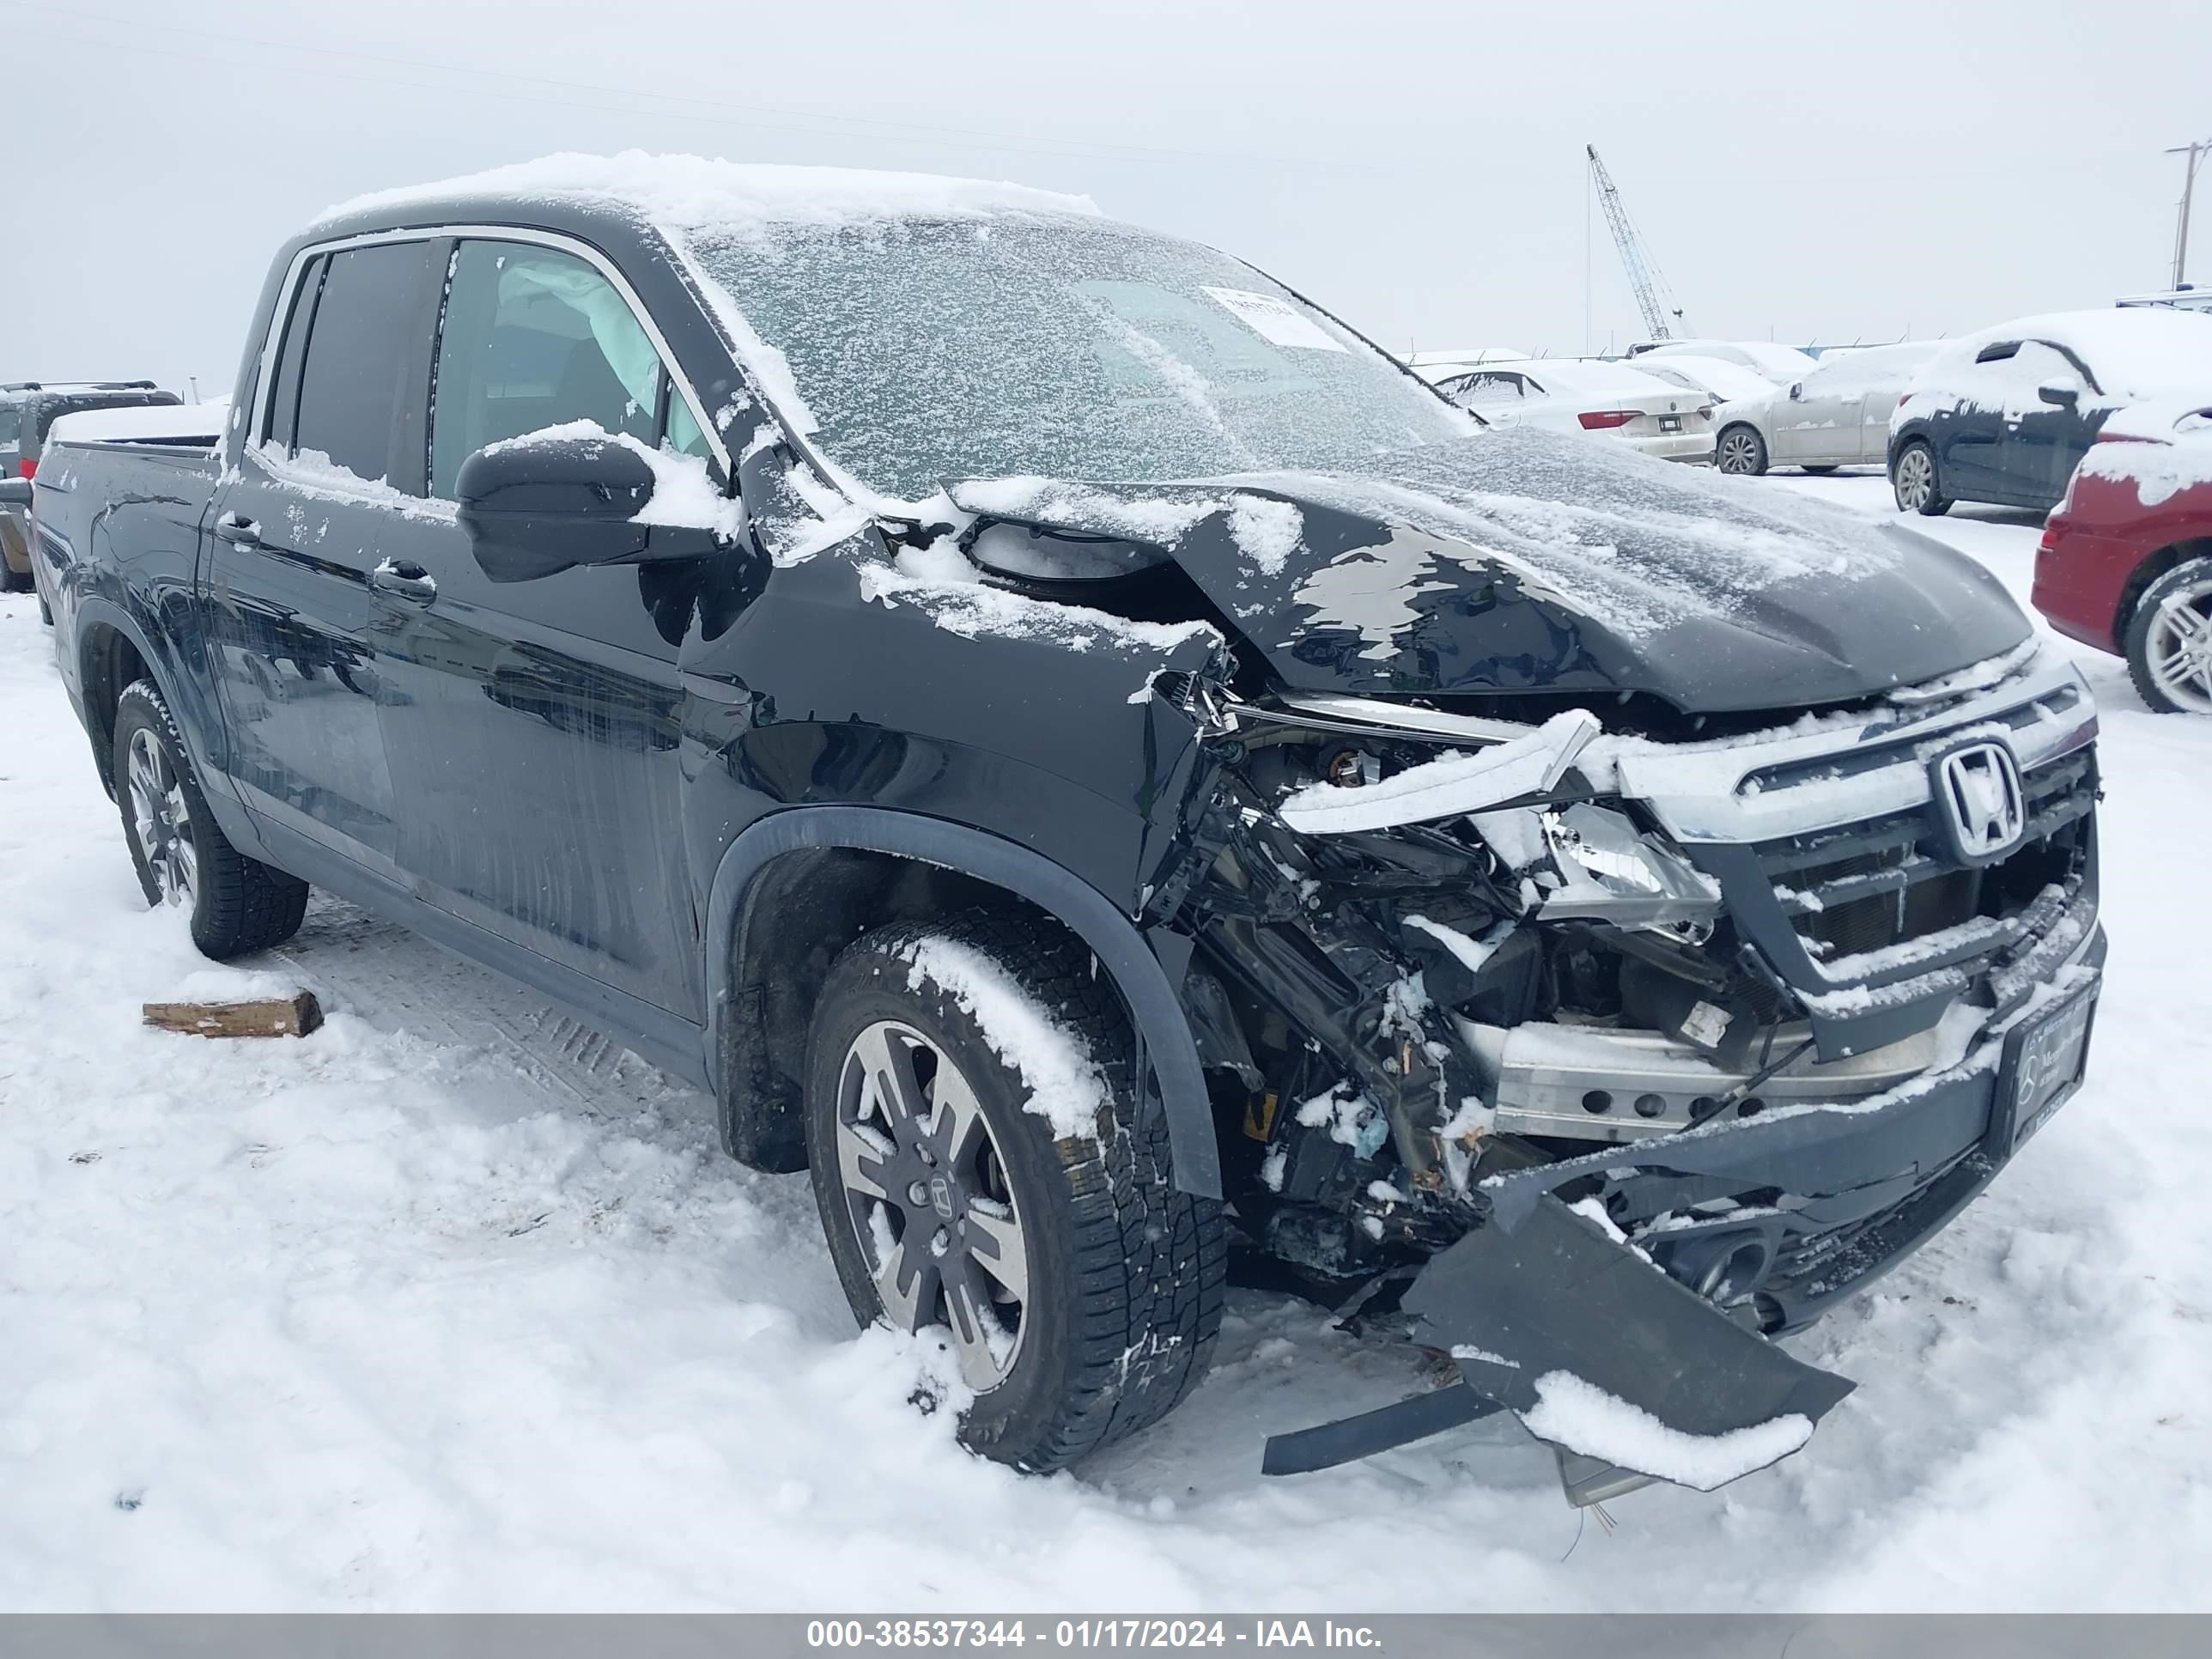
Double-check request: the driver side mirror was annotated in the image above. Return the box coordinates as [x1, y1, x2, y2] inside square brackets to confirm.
[2037, 380, 2081, 410]
[1787, 382, 1804, 401]
[0, 478, 30, 507]
[457, 430, 720, 583]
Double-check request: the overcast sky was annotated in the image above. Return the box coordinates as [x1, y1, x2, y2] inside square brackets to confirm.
[8, 0, 2209, 394]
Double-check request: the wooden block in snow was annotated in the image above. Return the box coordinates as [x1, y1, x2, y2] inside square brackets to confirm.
[142, 991, 324, 1039]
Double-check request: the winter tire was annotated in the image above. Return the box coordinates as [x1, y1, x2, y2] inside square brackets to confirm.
[112, 678, 309, 957]
[2124, 555, 2212, 715]
[1715, 424, 1767, 476]
[804, 910, 1226, 1472]
[1, 567, 31, 594]
[1891, 440, 1950, 515]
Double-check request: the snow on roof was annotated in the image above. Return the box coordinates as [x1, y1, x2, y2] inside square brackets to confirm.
[1407, 346, 1529, 368]
[319, 151, 1101, 233]
[1920, 307, 2212, 402]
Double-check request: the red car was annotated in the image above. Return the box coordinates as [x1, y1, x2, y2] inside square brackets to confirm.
[2034, 400, 2212, 714]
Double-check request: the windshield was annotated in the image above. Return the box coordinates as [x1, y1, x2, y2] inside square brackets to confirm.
[683, 213, 1465, 499]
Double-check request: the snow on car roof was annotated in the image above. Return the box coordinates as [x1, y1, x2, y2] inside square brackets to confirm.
[319, 151, 1101, 233]
[46, 399, 229, 446]
[1918, 308, 2212, 401]
[1498, 357, 1680, 397]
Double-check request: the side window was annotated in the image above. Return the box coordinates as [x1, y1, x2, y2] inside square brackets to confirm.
[291, 240, 442, 489]
[263, 253, 328, 449]
[429, 240, 702, 497]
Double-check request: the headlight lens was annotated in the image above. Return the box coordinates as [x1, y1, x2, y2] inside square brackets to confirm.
[1474, 802, 1721, 931]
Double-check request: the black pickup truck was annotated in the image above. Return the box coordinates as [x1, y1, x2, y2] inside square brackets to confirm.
[8, 155, 2106, 1504]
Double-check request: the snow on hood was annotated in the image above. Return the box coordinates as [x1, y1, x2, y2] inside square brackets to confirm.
[952, 428, 2032, 714]
[320, 151, 1099, 233]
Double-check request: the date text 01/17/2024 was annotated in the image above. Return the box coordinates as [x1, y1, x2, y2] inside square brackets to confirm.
[804, 1620, 1385, 1649]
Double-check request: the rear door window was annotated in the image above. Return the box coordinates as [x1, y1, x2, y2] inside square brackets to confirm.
[289, 240, 442, 491]
[263, 253, 328, 450]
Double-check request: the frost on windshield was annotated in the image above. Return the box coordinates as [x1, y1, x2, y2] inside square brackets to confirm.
[677, 213, 1465, 501]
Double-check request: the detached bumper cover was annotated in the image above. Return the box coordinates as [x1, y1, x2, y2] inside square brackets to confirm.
[1263, 920, 2105, 1498]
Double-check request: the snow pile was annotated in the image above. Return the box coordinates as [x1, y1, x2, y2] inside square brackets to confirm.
[1522, 1371, 1814, 1492]
[480, 419, 750, 540]
[1279, 709, 1598, 834]
[859, 538, 1220, 658]
[248, 444, 459, 525]
[954, 477, 1218, 546]
[1225, 495, 1304, 575]
[901, 938, 1108, 1142]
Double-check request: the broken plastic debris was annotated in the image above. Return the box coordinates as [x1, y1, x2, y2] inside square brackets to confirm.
[1277, 709, 1599, 834]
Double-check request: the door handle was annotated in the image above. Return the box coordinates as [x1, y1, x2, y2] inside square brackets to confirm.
[369, 557, 437, 602]
[214, 511, 262, 548]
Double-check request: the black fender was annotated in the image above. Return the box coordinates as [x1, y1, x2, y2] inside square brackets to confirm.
[702, 805, 1221, 1199]
[66, 593, 260, 851]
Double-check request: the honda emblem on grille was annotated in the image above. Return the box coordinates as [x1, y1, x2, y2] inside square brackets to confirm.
[1931, 740, 2026, 865]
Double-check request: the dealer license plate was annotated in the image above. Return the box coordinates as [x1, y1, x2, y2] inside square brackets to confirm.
[1993, 976, 2098, 1153]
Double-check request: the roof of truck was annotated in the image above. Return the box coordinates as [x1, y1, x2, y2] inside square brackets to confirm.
[318, 152, 1101, 234]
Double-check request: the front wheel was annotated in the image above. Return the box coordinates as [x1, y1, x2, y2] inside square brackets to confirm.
[1715, 424, 1767, 476]
[112, 679, 309, 957]
[805, 911, 1225, 1472]
[2124, 556, 2212, 715]
[1891, 440, 1951, 515]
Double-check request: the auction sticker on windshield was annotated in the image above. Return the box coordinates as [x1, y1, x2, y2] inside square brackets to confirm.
[1200, 286, 1348, 351]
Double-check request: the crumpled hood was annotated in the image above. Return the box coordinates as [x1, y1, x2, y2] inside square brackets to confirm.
[950, 428, 2032, 714]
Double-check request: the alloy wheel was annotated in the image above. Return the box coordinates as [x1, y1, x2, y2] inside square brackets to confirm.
[126, 726, 197, 907]
[1717, 429, 1760, 474]
[2142, 577, 2212, 714]
[833, 1019, 1030, 1389]
[1893, 447, 1934, 511]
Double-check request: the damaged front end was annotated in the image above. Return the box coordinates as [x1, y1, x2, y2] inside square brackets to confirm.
[1146, 645, 2104, 1504]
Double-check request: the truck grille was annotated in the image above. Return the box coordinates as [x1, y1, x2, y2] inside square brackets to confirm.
[1755, 749, 2095, 965]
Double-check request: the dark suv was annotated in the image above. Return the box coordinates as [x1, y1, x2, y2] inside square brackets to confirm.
[13, 158, 2105, 1504]
[3, 380, 181, 601]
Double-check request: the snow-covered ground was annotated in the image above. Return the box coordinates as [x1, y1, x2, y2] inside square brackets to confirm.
[3, 471, 2207, 1611]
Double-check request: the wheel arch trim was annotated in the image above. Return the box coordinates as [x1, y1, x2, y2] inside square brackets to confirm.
[702, 806, 1222, 1199]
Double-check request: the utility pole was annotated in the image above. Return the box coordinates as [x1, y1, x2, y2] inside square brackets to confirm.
[2168, 137, 2211, 289]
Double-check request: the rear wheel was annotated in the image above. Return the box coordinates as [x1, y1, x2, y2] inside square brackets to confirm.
[1715, 425, 1767, 476]
[2124, 556, 2212, 715]
[112, 679, 309, 957]
[1, 568, 31, 594]
[1891, 440, 1951, 515]
[804, 911, 1225, 1472]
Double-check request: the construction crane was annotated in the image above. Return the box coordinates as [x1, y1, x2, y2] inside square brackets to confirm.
[1586, 144, 1689, 342]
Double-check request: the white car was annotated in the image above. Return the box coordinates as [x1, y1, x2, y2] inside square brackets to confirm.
[1419, 356, 1716, 462]
[1711, 341, 1942, 476]
[1629, 353, 1778, 408]
[1630, 337, 1820, 386]
[1405, 346, 1530, 377]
